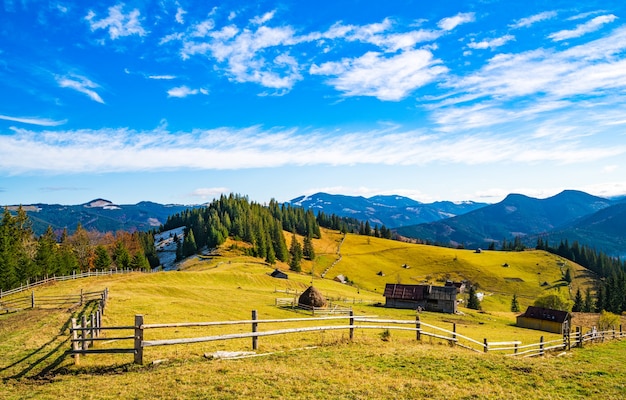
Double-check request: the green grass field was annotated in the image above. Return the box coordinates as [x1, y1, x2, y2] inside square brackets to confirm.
[1, 229, 623, 399]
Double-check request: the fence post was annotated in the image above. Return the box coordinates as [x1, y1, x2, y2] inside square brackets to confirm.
[578, 326, 583, 347]
[349, 310, 354, 341]
[80, 289, 84, 306]
[415, 315, 421, 341]
[71, 318, 80, 365]
[621, 325, 623, 338]
[514, 342, 518, 354]
[484, 338, 488, 353]
[90, 313, 95, 347]
[31, 291, 35, 308]
[95, 309, 101, 337]
[452, 323, 456, 346]
[81, 315, 88, 351]
[251, 310, 258, 351]
[134, 315, 144, 365]
[539, 336, 544, 356]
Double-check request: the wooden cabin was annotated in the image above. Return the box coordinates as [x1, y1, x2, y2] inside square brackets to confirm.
[516, 306, 571, 334]
[383, 283, 457, 314]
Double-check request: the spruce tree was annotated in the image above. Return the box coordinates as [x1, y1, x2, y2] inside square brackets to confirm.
[510, 294, 520, 312]
[583, 287, 594, 313]
[467, 286, 481, 310]
[303, 234, 315, 260]
[572, 288, 583, 312]
[289, 234, 302, 272]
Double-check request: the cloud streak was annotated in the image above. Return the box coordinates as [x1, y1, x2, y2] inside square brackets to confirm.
[0, 114, 67, 126]
[56, 74, 105, 103]
[1, 124, 623, 175]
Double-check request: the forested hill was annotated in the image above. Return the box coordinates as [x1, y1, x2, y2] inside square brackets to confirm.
[160, 194, 321, 263]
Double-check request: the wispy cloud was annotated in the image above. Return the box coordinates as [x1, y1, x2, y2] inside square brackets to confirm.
[0, 114, 67, 126]
[437, 12, 475, 31]
[190, 187, 230, 199]
[1, 124, 623, 174]
[310, 49, 447, 101]
[467, 34, 515, 50]
[85, 4, 146, 40]
[56, 74, 105, 103]
[175, 7, 186, 24]
[250, 10, 275, 25]
[510, 11, 557, 29]
[549, 14, 617, 41]
[167, 86, 209, 98]
[148, 75, 176, 80]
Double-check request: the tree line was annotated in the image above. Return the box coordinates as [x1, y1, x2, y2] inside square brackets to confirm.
[0, 207, 158, 291]
[536, 237, 626, 314]
[161, 194, 322, 266]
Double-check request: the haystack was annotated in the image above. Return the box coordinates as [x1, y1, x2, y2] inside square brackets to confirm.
[298, 286, 327, 308]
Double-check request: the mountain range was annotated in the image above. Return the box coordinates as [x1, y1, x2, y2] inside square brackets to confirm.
[289, 191, 626, 258]
[289, 193, 487, 228]
[6, 199, 190, 236]
[6, 190, 625, 258]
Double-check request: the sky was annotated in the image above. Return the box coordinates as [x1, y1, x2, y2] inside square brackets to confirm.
[1, 0, 626, 206]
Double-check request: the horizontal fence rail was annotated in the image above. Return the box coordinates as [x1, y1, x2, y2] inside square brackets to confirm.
[1, 288, 108, 314]
[0, 269, 146, 299]
[69, 311, 626, 365]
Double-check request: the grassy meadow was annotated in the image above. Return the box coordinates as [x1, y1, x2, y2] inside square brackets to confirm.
[1, 228, 624, 399]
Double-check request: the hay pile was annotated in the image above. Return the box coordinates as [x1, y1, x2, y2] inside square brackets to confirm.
[298, 286, 327, 308]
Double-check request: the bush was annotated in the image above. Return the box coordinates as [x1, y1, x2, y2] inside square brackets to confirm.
[598, 310, 620, 331]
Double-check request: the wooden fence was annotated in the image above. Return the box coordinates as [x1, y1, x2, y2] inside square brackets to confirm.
[68, 312, 626, 365]
[0, 268, 145, 299]
[0, 288, 108, 314]
[274, 298, 353, 315]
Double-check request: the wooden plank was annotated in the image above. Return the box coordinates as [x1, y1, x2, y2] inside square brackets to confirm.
[70, 349, 136, 355]
[142, 315, 353, 329]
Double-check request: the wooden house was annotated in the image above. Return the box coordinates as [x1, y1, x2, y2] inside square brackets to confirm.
[269, 269, 288, 279]
[516, 306, 571, 334]
[383, 283, 457, 314]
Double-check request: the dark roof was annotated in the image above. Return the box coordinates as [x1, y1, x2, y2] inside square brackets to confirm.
[384, 284, 427, 300]
[520, 306, 570, 323]
[270, 269, 288, 278]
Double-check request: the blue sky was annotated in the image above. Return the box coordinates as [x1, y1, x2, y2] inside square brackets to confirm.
[2, 0, 626, 206]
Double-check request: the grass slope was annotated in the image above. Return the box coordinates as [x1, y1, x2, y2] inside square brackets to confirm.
[1, 228, 621, 399]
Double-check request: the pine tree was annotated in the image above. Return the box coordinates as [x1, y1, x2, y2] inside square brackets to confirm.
[94, 245, 112, 270]
[303, 235, 315, 260]
[583, 287, 594, 313]
[510, 294, 520, 312]
[572, 288, 583, 312]
[288, 234, 302, 272]
[467, 286, 481, 310]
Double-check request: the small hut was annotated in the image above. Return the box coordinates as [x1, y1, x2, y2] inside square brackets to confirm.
[298, 286, 327, 308]
[334, 274, 347, 284]
[270, 269, 288, 279]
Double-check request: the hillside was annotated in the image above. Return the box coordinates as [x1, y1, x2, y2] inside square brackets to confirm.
[396, 190, 616, 251]
[290, 192, 487, 228]
[1, 230, 624, 399]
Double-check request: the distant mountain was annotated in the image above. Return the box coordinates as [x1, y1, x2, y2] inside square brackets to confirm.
[289, 192, 487, 228]
[395, 190, 615, 249]
[7, 199, 193, 236]
[539, 202, 626, 257]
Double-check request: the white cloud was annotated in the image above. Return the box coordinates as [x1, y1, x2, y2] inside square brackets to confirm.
[3, 123, 622, 175]
[250, 11, 275, 25]
[310, 49, 447, 101]
[437, 12, 475, 31]
[467, 34, 515, 50]
[148, 75, 176, 80]
[0, 114, 67, 126]
[191, 19, 215, 37]
[167, 86, 209, 98]
[190, 187, 230, 199]
[602, 165, 618, 173]
[175, 7, 186, 24]
[549, 14, 617, 41]
[56, 75, 105, 103]
[85, 5, 146, 40]
[510, 11, 557, 29]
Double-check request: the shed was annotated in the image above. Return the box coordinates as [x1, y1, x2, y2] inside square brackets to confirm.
[383, 283, 457, 314]
[270, 269, 288, 279]
[516, 306, 571, 334]
[334, 274, 347, 284]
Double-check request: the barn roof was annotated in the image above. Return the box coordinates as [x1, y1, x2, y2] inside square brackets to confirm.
[520, 306, 570, 323]
[383, 284, 428, 300]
